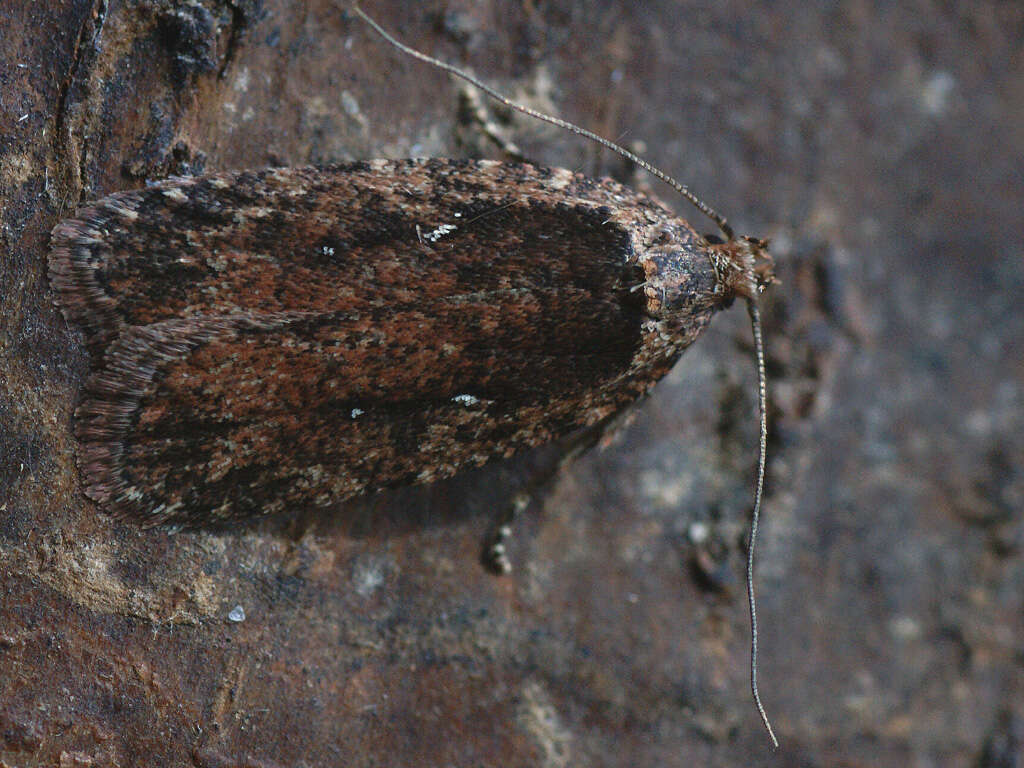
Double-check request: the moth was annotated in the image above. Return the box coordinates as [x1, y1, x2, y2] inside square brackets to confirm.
[48, 6, 779, 747]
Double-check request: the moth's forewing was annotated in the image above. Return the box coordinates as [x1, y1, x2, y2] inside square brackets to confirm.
[51, 160, 720, 524]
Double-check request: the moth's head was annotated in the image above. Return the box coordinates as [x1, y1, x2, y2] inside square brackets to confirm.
[704, 233, 775, 304]
[633, 232, 775, 320]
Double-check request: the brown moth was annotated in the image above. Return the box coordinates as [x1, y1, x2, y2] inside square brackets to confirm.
[49, 158, 764, 526]
[48, 6, 779, 747]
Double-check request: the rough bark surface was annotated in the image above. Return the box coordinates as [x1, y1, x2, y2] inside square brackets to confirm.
[1, 1, 1021, 766]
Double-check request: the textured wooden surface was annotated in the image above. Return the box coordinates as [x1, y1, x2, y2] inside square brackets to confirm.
[1, 1, 1021, 766]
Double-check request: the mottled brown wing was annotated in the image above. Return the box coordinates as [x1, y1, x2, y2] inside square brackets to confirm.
[50, 159, 701, 524]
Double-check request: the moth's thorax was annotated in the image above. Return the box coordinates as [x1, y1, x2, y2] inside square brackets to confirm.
[635, 228, 774, 322]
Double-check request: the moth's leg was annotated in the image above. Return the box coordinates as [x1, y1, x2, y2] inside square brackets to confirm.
[483, 406, 641, 574]
[456, 85, 527, 163]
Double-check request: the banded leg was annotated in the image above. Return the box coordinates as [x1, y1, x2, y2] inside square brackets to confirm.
[483, 406, 641, 573]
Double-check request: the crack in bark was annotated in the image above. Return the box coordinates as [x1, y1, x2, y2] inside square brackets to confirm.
[51, 0, 108, 208]
[218, 0, 259, 79]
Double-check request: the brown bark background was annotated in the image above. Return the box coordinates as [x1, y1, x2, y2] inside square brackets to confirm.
[1, 1, 1021, 766]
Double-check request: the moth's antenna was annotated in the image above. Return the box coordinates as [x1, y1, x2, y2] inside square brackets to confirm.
[351, 5, 735, 239]
[356, 3, 777, 747]
[746, 300, 777, 749]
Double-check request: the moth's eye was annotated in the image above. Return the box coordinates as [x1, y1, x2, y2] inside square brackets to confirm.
[703, 233, 725, 245]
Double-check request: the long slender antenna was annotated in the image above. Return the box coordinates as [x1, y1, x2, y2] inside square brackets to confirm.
[355, 4, 777, 748]
[351, 5, 734, 239]
[746, 301, 777, 749]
